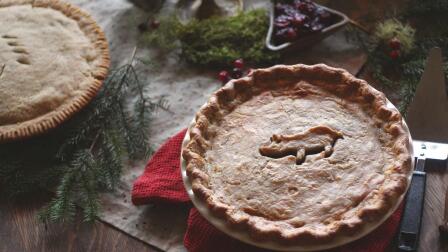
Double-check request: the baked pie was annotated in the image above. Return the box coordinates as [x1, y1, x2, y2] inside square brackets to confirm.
[182, 64, 412, 244]
[0, 0, 109, 142]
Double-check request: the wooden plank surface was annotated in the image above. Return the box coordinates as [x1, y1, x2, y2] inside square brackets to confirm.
[1, 1, 446, 251]
[419, 162, 448, 252]
[0, 192, 160, 252]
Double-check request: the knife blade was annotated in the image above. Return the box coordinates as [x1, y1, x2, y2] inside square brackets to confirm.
[398, 47, 448, 251]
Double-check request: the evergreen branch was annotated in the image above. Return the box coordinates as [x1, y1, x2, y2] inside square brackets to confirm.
[0, 48, 167, 222]
[345, 1, 448, 115]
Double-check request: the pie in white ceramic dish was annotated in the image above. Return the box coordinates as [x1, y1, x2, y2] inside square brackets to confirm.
[182, 64, 412, 245]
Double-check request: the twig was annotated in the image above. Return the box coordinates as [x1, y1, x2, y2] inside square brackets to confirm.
[130, 46, 138, 64]
[0, 64, 5, 78]
[89, 132, 101, 153]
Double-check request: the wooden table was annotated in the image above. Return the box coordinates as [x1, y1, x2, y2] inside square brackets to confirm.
[1, 1, 447, 251]
[419, 161, 448, 252]
[0, 192, 159, 252]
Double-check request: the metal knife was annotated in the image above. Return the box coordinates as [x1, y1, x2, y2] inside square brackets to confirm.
[398, 47, 448, 251]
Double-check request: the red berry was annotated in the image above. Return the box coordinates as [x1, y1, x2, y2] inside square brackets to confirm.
[275, 19, 290, 28]
[285, 28, 297, 41]
[233, 59, 244, 69]
[218, 70, 229, 83]
[151, 20, 160, 29]
[291, 13, 306, 27]
[389, 50, 400, 59]
[389, 38, 401, 50]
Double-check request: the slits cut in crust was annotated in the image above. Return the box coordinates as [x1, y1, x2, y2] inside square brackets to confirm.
[0, 0, 109, 142]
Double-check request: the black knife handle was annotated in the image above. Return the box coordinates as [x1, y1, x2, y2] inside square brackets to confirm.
[398, 159, 426, 252]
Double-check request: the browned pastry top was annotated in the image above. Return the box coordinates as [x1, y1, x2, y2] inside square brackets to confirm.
[183, 64, 412, 244]
[0, 0, 109, 142]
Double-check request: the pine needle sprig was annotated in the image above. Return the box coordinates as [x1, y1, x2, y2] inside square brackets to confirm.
[33, 48, 169, 222]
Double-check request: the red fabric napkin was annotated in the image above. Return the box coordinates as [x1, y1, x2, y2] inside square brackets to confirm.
[132, 129, 404, 252]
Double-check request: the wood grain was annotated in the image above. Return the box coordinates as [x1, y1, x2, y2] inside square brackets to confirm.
[0, 192, 160, 252]
[419, 161, 448, 252]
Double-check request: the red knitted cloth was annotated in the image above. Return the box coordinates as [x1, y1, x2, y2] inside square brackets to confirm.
[132, 129, 403, 252]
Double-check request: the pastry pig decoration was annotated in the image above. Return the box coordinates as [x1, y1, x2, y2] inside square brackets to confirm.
[259, 126, 343, 164]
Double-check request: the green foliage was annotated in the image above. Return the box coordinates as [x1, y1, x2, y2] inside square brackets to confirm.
[346, 0, 448, 115]
[142, 15, 182, 53]
[142, 9, 280, 68]
[177, 9, 279, 68]
[39, 58, 167, 222]
[367, 38, 448, 116]
[0, 51, 167, 222]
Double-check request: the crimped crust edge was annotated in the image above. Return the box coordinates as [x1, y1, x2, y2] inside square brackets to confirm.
[0, 0, 110, 142]
[182, 64, 412, 244]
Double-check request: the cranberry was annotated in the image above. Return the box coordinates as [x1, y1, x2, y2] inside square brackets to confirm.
[233, 59, 244, 69]
[273, 0, 334, 44]
[389, 50, 400, 59]
[150, 19, 160, 29]
[291, 13, 306, 27]
[389, 38, 401, 50]
[285, 28, 298, 41]
[218, 70, 230, 83]
[275, 15, 292, 27]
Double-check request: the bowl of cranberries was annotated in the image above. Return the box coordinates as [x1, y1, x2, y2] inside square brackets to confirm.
[266, 0, 349, 51]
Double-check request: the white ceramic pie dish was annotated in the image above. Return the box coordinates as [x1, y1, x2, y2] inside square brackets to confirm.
[180, 98, 413, 251]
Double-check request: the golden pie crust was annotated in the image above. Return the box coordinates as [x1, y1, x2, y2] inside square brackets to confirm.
[182, 64, 412, 244]
[0, 0, 109, 142]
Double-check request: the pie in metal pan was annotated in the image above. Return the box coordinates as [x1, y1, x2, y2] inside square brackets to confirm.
[0, 0, 109, 142]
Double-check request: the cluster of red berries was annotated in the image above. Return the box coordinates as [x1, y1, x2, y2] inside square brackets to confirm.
[388, 37, 401, 60]
[274, 0, 335, 44]
[218, 59, 251, 85]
